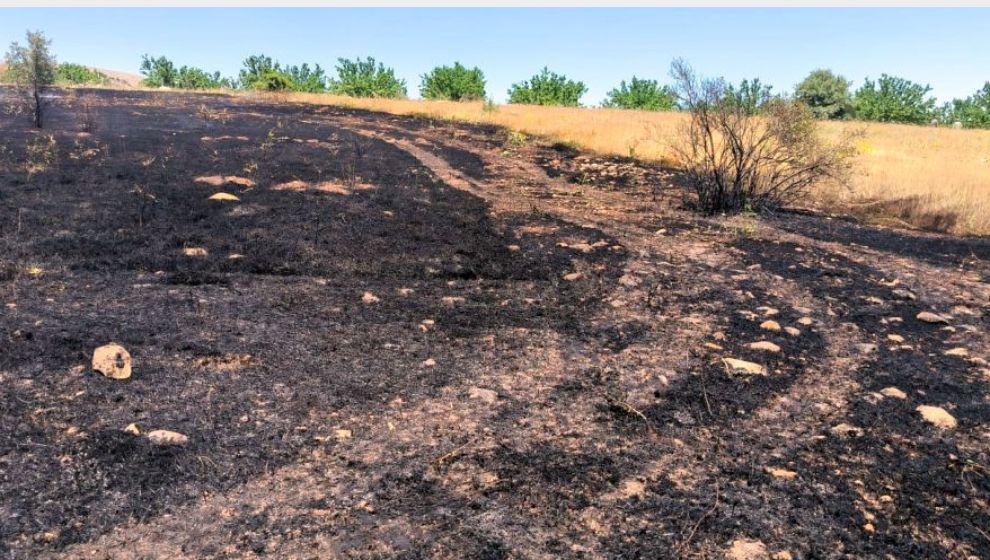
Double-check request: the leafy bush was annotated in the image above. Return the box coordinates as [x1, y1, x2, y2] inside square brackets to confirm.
[854, 74, 937, 124]
[603, 77, 676, 111]
[669, 59, 855, 214]
[284, 63, 328, 93]
[420, 62, 486, 101]
[250, 70, 294, 92]
[329, 57, 406, 98]
[56, 63, 109, 86]
[943, 82, 990, 129]
[794, 69, 853, 120]
[508, 67, 586, 107]
[141, 55, 232, 90]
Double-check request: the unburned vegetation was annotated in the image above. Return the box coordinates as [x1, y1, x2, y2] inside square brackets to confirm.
[1, 88, 988, 559]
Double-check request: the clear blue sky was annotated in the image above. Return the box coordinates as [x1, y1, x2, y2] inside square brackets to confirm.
[2, 8, 988, 104]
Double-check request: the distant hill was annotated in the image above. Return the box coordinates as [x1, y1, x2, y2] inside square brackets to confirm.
[0, 63, 142, 87]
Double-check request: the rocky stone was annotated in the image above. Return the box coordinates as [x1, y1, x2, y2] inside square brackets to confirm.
[771, 553, 793, 560]
[892, 289, 916, 300]
[830, 423, 863, 437]
[748, 341, 781, 353]
[916, 311, 949, 324]
[880, 387, 907, 400]
[916, 405, 957, 429]
[421, 358, 437, 368]
[784, 326, 801, 337]
[944, 347, 969, 357]
[207, 192, 240, 202]
[727, 539, 768, 560]
[182, 247, 208, 257]
[441, 296, 466, 306]
[766, 467, 797, 480]
[759, 320, 781, 332]
[723, 358, 766, 375]
[887, 334, 905, 343]
[92, 343, 132, 380]
[756, 306, 779, 316]
[361, 291, 380, 304]
[146, 430, 189, 446]
[469, 387, 498, 404]
[123, 423, 141, 436]
[563, 272, 583, 282]
[855, 343, 878, 355]
[797, 317, 813, 326]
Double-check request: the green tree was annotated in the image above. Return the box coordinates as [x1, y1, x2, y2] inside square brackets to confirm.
[329, 57, 406, 98]
[724, 78, 774, 116]
[285, 63, 327, 93]
[508, 67, 586, 107]
[238, 54, 280, 89]
[56, 63, 109, 86]
[944, 82, 990, 129]
[602, 76, 676, 111]
[854, 74, 937, 124]
[4, 30, 57, 128]
[794, 69, 853, 120]
[420, 62, 486, 101]
[139, 55, 178, 87]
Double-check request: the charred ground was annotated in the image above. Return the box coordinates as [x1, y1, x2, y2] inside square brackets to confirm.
[1, 89, 988, 559]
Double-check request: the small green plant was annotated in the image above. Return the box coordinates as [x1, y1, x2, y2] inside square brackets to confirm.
[420, 62, 486, 101]
[505, 130, 528, 148]
[25, 134, 58, 179]
[508, 67, 586, 107]
[329, 57, 406, 99]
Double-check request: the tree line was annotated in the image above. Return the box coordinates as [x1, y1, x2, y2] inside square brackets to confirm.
[4, 30, 989, 129]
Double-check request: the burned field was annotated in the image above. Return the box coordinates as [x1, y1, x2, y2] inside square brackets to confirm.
[1, 89, 988, 559]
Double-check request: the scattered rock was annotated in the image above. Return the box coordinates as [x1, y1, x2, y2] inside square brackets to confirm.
[182, 247, 208, 257]
[880, 387, 907, 400]
[562, 272, 583, 282]
[92, 343, 132, 380]
[422, 358, 437, 368]
[916, 405, 957, 429]
[756, 306, 779, 316]
[887, 334, 905, 343]
[766, 467, 797, 480]
[797, 317, 813, 326]
[122, 423, 141, 436]
[723, 358, 767, 375]
[727, 539, 768, 560]
[506, 244, 521, 252]
[772, 553, 793, 560]
[759, 320, 781, 332]
[397, 287, 414, 297]
[830, 423, 863, 437]
[892, 289, 916, 300]
[863, 523, 876, 534]
[854, 343, 878, 355]
[783, 326, 801, 337]
[916, 311, 949, 324]
[334, 429, 352, 439]
[468, 387, 498, 404]
[441, 296, 466, 306]
[944, 347, 968, 357]
[748, 341, 781, 353]
[361, 291, 380, 304]
[207, 192, 240, 202]
[146, 430, 189, 447]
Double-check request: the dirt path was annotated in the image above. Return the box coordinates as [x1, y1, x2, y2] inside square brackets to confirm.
[1, 90, 988, 559]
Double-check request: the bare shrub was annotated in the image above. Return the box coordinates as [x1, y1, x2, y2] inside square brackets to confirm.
[670, 59, 857, 214]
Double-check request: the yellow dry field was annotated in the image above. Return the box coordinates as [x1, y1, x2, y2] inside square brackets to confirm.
[250, 92, 990, 235]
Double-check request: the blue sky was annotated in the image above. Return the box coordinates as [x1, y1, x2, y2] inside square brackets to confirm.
[2, 8, 988, 104]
